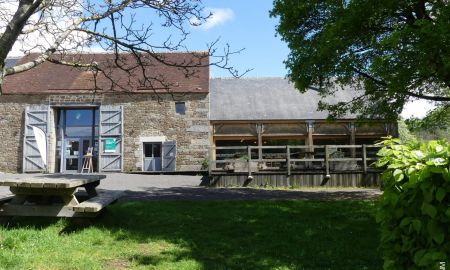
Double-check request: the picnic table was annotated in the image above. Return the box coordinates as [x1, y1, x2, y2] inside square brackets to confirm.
[0, 174, 122, 218]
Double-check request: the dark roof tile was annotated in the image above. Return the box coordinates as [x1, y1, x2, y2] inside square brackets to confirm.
[3, 52, 209, 94]
[210, 77, 358, 120]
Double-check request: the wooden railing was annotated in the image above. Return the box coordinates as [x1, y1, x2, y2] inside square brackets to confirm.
[209, 144, 382, 175]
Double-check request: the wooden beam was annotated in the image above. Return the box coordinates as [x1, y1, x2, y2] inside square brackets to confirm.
[287, 146, 291, 176]
[312, 133, 349, 137]
[73, 191, 122, 213]
[324, 145, 330, 176]
[209, 124, 216, 163]
[306, 121, 314, 152]
[362, 144, 367, 174]
[261, 133, 306, 137]
[213, 134, 257, 137]
[257, 124, 263, 160]
[247, 146, 252, 176]
[353, 133, 389, 137]
[306, 121, 314, 168]
[349, 122, 356, 157]
[213, 136, 257, 141]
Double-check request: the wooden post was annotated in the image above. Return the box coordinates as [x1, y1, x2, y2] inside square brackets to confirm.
[307, 121, 314, 152]
[248, 146, 252, 177]
[362, 144, 367, 186]
[306, 121, 314, 168]
[208, 146, 215, 176]
[209, 124, 216, 161]
[362, 144, 367, 174]
[286, 146, 291, 176]
[257, 123, 263, 161]
[320, 144, 331, 186]
[208, 124, 216, 177]
[349, 122, 356, 157]
[324, 145, 330, 176]
[286, 146, 291, 186]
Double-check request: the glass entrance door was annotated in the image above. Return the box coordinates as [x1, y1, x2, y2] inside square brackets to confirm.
[64, 138, 81, 172]
[64, 138, 93, 172]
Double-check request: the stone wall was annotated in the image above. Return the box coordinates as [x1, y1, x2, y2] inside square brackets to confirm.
[0, 93, 210, 172]
[103, 93, 210, 171]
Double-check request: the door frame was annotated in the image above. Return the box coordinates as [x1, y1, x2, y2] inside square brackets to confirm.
[140, 136, 166, 172]
[57, 107, 100, 173]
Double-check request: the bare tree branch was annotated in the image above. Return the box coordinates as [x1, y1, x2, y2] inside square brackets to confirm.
[352, 68, 450, 102]
[0, 0, 248, 95]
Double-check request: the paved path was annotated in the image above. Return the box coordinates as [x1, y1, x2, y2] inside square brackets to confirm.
[0, 173, 382, 201]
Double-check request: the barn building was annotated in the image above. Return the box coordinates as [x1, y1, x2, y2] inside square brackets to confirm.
[209, 77, 397, 154]
[207, 78, 397, 187]
[1, 53, 210, 173]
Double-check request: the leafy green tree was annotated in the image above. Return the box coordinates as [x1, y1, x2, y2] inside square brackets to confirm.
[397, 119, 417, 142]
[271, 0, 450, 120]
[405, 105, 450, 141]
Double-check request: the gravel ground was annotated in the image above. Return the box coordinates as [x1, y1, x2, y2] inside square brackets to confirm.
[0, 173, 382, 201]
[116, 186, 382, 201]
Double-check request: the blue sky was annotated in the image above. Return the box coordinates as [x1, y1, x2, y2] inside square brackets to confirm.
[185, 0, 290, 78]
[182, 1, 433, 117]
[5, 0, 431, 118]
[7, 0, 289, 79]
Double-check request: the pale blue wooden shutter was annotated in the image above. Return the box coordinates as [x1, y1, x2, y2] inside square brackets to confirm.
[23, 105, 49, 172]
[99, 105, 123, 172]
[162, 140, 176, 171]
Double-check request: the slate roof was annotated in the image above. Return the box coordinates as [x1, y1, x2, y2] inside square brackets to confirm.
[3, 52, 209, 94]
[210, 77, 358, 121]
[5, 57, 20, 68]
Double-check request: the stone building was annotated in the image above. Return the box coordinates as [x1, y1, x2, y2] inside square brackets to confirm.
[0, 54, 398, 175]
[0, 53, 210, 173]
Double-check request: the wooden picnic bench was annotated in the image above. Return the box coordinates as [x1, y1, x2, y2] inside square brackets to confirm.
[0, 195, 14, 204]
[0, 174, 122, 218]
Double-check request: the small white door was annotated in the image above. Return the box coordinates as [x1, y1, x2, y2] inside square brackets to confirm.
[143, 143, 162, 171]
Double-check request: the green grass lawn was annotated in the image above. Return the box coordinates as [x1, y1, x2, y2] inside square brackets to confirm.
[0, 200, 381, 270]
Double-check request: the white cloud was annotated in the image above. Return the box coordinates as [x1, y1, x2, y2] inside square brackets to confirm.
[191, 8, 234, 30]
[401, 99, 435, 119]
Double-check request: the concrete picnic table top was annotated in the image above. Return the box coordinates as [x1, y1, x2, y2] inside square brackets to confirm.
[0, 174, 106, 189]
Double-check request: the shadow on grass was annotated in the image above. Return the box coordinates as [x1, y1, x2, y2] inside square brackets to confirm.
[98, 200, 381, 270]
[2, 200, 381, 270]
[1, 216, 61, 230]
[119, 186, 381, 201]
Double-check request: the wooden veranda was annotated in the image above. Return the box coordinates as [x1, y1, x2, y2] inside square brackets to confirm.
[208, 144, 384, 187]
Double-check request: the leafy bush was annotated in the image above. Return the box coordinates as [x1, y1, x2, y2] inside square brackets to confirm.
[201, 157, 209, 170]
[375, 138, 450, 270]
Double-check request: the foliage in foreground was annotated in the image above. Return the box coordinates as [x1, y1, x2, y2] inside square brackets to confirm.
[0, 200, 380, 270]
[376, 138, 450, 269]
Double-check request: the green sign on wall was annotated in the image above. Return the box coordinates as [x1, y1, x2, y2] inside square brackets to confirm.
[104, 138, 116, 153]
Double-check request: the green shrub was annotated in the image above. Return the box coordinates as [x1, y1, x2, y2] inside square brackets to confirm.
[201, 157, 209, 170]
[375, 138, 450, 270]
